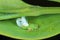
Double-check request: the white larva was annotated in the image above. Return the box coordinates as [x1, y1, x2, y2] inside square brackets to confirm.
[16, 17, 29, 27]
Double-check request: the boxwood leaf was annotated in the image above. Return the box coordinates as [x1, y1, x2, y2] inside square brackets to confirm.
[0, 14, 60, 39]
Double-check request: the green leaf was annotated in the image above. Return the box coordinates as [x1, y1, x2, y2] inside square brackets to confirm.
[0, 7, 60, 20]
[50, 0, 60, 2]
[0, 14, 60, 39]
[0, 0, 60, 18]
[0, 0, 60, 40]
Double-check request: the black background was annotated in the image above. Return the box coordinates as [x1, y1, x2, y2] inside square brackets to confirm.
[22, 0, 60, 7]
[0, 34, 60, 40]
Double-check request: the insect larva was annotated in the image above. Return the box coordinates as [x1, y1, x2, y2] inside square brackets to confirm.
[16, 17, 29, 27]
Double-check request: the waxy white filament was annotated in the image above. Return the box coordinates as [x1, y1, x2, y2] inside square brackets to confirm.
[16, 17, 29, 27]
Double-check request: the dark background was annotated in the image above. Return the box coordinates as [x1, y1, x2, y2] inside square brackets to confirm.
[0, 34, 60, 40]
[22, 0, 60, 7]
